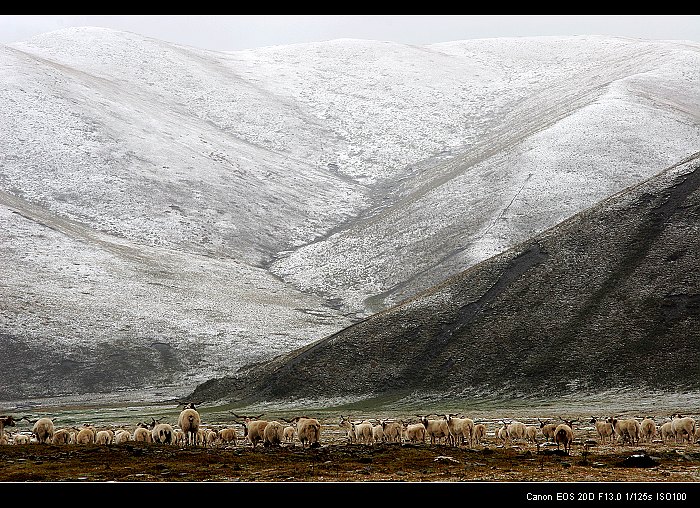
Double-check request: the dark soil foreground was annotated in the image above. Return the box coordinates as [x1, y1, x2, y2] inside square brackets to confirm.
[3, 438, 700, 503]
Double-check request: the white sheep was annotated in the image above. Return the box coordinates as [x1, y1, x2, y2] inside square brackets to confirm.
[76, 425, 96, 444]
[402, 422, 426, 444]
[114, 429, 131, 444]
[290, 416, 321, 448]
[133, 423, 152, 443]
[671, 414, 696, 444]
[554, 419, 575, 455]
[660, 421, 675, 443]
[283, 425, 296, 444]
[12, 433, 31, 445]
[352, 420, 374, 445]
[497, 423, 509, 445]
[234, 414, 268, 449]
[380, 419, 402, 444]
[506, 420, 527, 445]
[525, 425, 538, 445]
[171, 428, 185, 446]
[473, 423, 487, 446]
[419, 415, 449, 445]
[218, 427, 238, 446]
[589, 417, 615, 444]
[95, 429, 114, 445]
[640, 417, 657, 443]
[31, 417, 55, 444]
[372, 422, 385, 444]
[52, 428, 72, 445]
[444, 414, 474, 447]
[263, 421, 286, 447]
[538, 418, 557, 442]
[611, 417, 641, 446]
[149, 418, 173, 445]
[338, 416, 357, 444]
[179, 403, 202, 447]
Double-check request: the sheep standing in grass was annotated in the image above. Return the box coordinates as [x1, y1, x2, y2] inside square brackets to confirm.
[640, 417, 657, 443]
[13, 433, 30, 445]
[372, 421, 385, 444]
[353, 420, 374, 445]
[506, 420, 527, 446]
[204, 429, 217, 447]
[660, 421, 675, 443]
[263, 421, 286, 447]
[52, 428, 72, 445]
[538, 418, 557, 442]
[402, 422, 426, 444]
[133, 423, 152, 443]
[171, 428, 185, 446]
[589, 417, 615, 444]
[290, 416, 321, 448]
[149, 418, 173, 445]
[283, 425, 295, 444]
[218, 427, 237, 446]
[611, 417, 641, 446]
[419, 415, 449, 445]
[554, 419, 576, 455]
[179, 403, 202, 447]
[473, 423, 487, 446]
[497, 423, 509, 445]
[76, 425, 96, 444]
[381, 419, 402, 444]
[114, 429, 131, 444]
[234, 414, 268, 449]
[444, 414, 474, 447]
[31, 417, 54, 444]
[671, 414, 696, 444]
[525, 425, 538, 445]
[338, 416, 357, 444]
[95, 429, 114, 445]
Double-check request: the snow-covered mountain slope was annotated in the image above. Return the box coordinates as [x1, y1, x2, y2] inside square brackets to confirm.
[1, 28, 698, 402]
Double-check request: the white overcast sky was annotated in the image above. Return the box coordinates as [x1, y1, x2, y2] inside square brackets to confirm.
[1, 15, 699, 51]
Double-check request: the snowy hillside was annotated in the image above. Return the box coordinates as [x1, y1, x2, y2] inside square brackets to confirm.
[1, 28, 698, 403]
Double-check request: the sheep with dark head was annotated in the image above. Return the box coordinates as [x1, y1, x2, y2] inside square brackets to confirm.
[671, 413, 696, 444]
[380, 419, 403, 444]
[554, 418, 576, 455]
[419, 415, 449, 445]
[149, 417, 173, 445]
[233, 413, 268, 449]
[179, 402, 202, 447]
[287, 416, 321, 448]
[133, 422, 152, 443]
[589, 416, 615, 444]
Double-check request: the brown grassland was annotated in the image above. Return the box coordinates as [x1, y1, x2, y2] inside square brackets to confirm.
[2, 413, 699, 484]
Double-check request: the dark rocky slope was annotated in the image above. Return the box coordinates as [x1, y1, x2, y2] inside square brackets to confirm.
[191, 153, 700, 406]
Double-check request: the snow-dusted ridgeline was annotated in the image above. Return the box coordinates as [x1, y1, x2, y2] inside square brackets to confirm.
[1, 28, 698, 401]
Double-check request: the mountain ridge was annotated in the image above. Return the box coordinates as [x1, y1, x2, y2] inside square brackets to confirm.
[190, 152, 700, 408]
[1, 30, 698, 403]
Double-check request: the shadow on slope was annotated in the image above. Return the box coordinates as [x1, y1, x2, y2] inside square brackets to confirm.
[190, 152, 700, 407]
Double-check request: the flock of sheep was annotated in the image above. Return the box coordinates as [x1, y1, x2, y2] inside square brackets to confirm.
[0, 404, 322, 449]
[1, 408, 698, 456]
